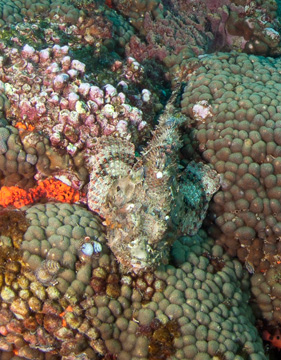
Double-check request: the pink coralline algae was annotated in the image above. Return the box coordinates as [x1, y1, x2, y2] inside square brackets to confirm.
[123, 0, 209, 63]
[225, 0, 280, 55]
[120, 0, 281, 88]
[0, 42, 150, 157]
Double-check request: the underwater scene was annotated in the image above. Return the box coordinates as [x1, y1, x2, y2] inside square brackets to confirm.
[2, 0, 281, 359]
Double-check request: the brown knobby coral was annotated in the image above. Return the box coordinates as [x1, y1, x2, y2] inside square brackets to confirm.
[181, 51, 281, 273]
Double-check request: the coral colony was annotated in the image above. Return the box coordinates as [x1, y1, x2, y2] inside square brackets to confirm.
[2, 0, 281, 359]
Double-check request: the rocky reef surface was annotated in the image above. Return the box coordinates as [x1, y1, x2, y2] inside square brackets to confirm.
[1, 0, 281, 359]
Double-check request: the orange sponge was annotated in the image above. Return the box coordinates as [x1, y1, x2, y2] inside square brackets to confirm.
[0, 178, 80, 208]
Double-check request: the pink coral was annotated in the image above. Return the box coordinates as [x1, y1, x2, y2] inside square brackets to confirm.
[0, 43, 150, 157]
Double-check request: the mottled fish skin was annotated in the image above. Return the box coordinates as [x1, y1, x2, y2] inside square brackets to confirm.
[87, 136, 135, 218]
[87, 94, 220, 273]
[170, 161, 220, 236]
[86, 114, 183, 272]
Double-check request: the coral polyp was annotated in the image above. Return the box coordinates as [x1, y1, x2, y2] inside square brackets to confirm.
[148, 320, 180, 360]
[0, 208, 30, 249]
[35, 259, 60, 286]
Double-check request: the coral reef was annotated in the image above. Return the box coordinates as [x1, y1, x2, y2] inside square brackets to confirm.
[182, 51, 281, 271]
[0, 119, 87, 192]
[0, 0, 84, 27]
[0, 208, 266, 359]
[0, 122, 37, 188]
[2, 0, 281, 357]
[251, 264, 281, 326]
[0, 203, 107, 359]
[181, 50, 281, 332]
[0, 39, 208, 274]
[225, 0, 280, 55]
[115, 0, 281, 87]
[116, 0, 210, 63]
[0, 42, 151, 157]
[0, 208, 30, 249]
